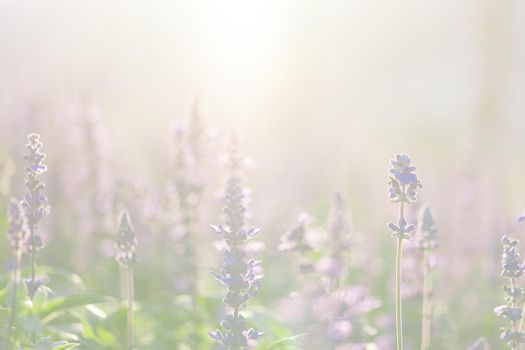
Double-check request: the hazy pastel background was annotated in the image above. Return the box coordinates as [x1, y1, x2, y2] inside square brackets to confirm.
[1, 0, 525, 348]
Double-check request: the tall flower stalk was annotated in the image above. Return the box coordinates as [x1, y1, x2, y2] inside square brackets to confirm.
[169, 102, 206, 294]
[22, 134, 50, 301]
[209, 136, 263, 350]
[415, 207, 438, 350]
[77, 98, 112, 264]
[494, 235, 525, 349]
[324, 193, 351, 290]
[115, 210, 138, 350]
[388, 154, 420, 350]
[6, 198, 28, 345]
[170, 126, 196, 292]
[21, 133, 50, 345]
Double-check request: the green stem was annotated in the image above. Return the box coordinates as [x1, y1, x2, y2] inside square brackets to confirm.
[232, 306, 241, 350]
[29, 223, 36, 345]
[395, 195, 405, 350]
[395, 238, 404, 350]
[186, 206, 197, 295]
[420, 249, 432, 350]
[7, 247, 21, 349]
[29, 223, 36, 299]
[126, 266, 134, 350]
[511, 278, 519, 350]
[518, 288, 525, 335]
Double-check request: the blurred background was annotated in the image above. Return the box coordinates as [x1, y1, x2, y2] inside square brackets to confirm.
[1, 0, 525, 348]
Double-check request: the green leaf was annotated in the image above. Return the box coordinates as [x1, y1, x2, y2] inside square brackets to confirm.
[24, 313, 43, 333]
[33, 285, 53, 307]
[38, 266, 86, 290]
[262, 333, 307, 350]
[52, 343, 80, 350]
[37, 294, 113, 320]
[36, 336, 54, 350]
[36, 337, 81, 350]
[5, 278, 28, 313]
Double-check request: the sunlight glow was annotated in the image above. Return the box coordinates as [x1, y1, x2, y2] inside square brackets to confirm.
[195, 1, 286, 118]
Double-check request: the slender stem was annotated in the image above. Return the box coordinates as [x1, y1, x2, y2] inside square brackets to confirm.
[178, 190, 197, 295]
[395, 195, 405, 350]
[7, 247, 22, 348]
[126, 266, 134, 350]
[29, 223, 35, 299]
[28, 223, 37, 345]
[518, 302, 525, 332]
[232, 306, 240, 350]
[395, 238, 404, 350]
[120, 266, 127, 301]
[518, 287, 525, 334]
[333, 274, 340, 292]
[420, 249, 432, 350]
[186, 206, 197, 295]
[510, 278, 519, 350]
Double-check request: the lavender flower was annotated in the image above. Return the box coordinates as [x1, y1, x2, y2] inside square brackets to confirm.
[322, 193, 352, 289]
[388, 154, 420, 203]
[188, 98, 206, 165]
[77, 99, 113, 256]
[415, 207, 438, 251]
[494, 235, 525, 349]
[209, 136, 263, 349]
[279, 212, 313, 254]
[7, 198, 28, 253]
[279, 213, 316, 274]
[388, 153, 420, 350]
[77, 98, 112, 234]
[169, 114, 206, 293]
[170, 124, 195, 260]
[309, 286, 381, 348]
[281, 195, 379, 348]
[116, 210, 138, 266]
[328, 194, 351, 247]
[23, 133, 49, 247]
[22, 133, 50, 299]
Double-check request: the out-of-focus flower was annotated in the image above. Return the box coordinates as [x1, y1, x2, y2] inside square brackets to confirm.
[322, 193, 352, 287]
[327, 320, 353, 342]
[415, 207, 438, 250]
[7, 198, 28, 252]
[279, 212, 313, 253]
[116, 210, 138, 266]
[281, 193, 379, 348]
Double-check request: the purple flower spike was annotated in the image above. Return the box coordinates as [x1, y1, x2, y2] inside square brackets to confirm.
[388, 153, 420, 203]
[210, 135, 263, 349]
[495, 234, 525, 348]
